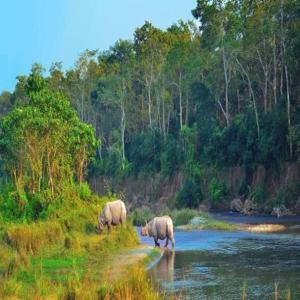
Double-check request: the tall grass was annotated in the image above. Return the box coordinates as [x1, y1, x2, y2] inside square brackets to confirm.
[0, 265, 163, 299]
[5, 221, 63, 254]
[0, 188, 160, 299]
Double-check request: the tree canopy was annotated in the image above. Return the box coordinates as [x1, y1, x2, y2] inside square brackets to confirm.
[1, 0, 300, 210]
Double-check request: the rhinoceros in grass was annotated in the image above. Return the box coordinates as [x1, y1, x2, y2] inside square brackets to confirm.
[141, 216, 175, 249]
[96, 199, 127, 234]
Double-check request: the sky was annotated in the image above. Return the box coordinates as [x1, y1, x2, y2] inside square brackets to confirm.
[0, 0, 196, 93]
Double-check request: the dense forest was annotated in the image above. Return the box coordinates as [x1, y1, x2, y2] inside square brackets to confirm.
[1, 0, 300, 216]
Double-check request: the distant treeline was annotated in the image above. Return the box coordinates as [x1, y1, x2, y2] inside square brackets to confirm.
[0, 0, 300, 210]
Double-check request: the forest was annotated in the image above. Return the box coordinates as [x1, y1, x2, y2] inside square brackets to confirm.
[1, 0, 300, 218]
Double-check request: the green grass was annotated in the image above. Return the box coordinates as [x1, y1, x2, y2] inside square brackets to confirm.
[0, 192, 164, 300]
[173, 210, 238, 231]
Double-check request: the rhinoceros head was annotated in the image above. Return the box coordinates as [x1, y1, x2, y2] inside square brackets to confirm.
[140, 221, 149, 236]
[96, 215, 105, 234]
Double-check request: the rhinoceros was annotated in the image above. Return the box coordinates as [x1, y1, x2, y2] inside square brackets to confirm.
[96, 199, 127, 234]
[141, 216, 175, 248]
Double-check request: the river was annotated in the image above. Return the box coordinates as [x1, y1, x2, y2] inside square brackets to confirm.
[139, 214, 300, 300]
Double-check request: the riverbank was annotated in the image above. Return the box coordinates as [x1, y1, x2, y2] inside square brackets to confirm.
[174, 210, 295, 233]
[0, 196, 164, 300]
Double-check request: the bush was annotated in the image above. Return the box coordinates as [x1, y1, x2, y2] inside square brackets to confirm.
[249, 186, 267, 204]
[131, 207, 154, 226]
[76, 182, 92, 200]
[170, 209, 199, 226]
[0, 185, 28, 221]
[208, 177, 227, 205]
[160, 136, 182, 177]
[176, 177, 203, 208]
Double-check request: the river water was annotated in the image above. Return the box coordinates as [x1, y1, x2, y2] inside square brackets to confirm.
[139, 214, 300, 300]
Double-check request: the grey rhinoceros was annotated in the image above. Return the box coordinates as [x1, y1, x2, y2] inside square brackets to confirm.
[96, 199, 127, 234]
[141, 216, 175, 248]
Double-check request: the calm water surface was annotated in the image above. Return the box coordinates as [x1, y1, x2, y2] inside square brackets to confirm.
[139, 215, 300, 300]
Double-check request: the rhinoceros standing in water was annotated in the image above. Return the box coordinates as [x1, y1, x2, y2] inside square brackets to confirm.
[141, 216, 175, 248]
[96, 199, 127, 234]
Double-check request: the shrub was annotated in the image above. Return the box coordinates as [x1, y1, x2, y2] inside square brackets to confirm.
[160, 136, 182, 177]
[249, 186, 267, 204]
[208, 177, 227, 205]
[77, 182, 92, 200]
[131, 207, 154, 226]
[170, 209, 199, 226]
[176, 177, 203, 208]
[0, 185, 28, 221]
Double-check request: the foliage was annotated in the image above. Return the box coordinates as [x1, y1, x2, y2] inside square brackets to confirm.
[0, 189, 158, 300]
[0, 70, 97, 217]
[176, 176, 203, 209]
[131, 207, 155, 226]
[208, 177, 227, 205]
[249, 186, 267, 205]
[1, 0, 300, 209]
[170, 209, 199, 226]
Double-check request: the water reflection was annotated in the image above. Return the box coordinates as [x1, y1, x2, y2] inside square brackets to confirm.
[148, 229, 300, 300]
[151, 249, 175, 282]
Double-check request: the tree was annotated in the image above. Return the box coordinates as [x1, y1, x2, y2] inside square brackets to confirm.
[0, 69, 97, 199]
[97, 40, 134, 168]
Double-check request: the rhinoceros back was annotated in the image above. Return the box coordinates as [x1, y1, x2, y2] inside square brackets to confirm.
[106, 199, 126, 225]
[150, 216, 174, 240]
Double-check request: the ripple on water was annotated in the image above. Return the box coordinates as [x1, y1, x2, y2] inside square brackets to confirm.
[146, 228, 300, 300]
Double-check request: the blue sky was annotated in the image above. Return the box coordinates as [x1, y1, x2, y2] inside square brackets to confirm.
[0, 0, 196, 92]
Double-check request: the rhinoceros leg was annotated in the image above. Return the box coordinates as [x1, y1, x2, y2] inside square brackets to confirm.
[171, 238, 175, 249]
[154, 238, 160, 247]
[107, 222, 111, 234]
[164, 237, 169, 248]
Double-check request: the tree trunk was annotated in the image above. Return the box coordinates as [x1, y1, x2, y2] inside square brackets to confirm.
[285, 64, 292, 157]
[222, 47, 230, 125]
[273, 35, 277, 107]
[146, 76, 152, 129]
[121, 100, 126, 164]
[280, 0, 284, 97]
[120, 78, 127, 166]
[179, 72, 183, 130]
[281, 0, 293, 158]
[236, 58, 260, 139]
[257, 49, 268, 113]
[162, 96, 166, 140]
[237, 89, 241, 113]
[47, 152, 54, 196]
[167, 110, 171, 136]
[185, 88, 189, 126]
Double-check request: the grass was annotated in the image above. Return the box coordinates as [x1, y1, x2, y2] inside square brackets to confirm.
[170, 209, 239, 231]
[170, 209, 287, 233]
[0, 194, 165, 300]
[0, 265, 163, 300]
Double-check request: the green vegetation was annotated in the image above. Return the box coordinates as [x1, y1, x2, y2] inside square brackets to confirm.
[170, 209, 200, 226]
[0, 190, 164, 299]
[0, 0, 300, 296]
[0, 71, 162, 299]
[1, 0, 300, 211]
[171, 209, 238, 231]
[131, 207, 238, 231]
